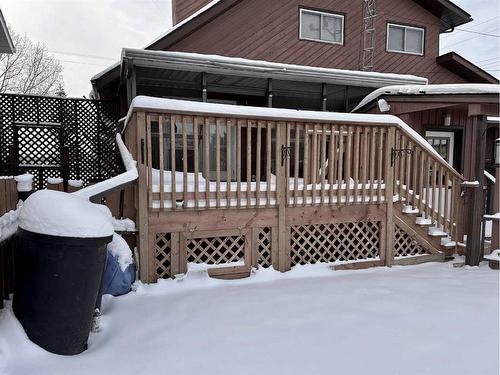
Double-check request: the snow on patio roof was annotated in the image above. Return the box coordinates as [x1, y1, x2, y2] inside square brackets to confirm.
[119, 48, 428, 88]
[352, 84, 500, 112]
[125, 96, 444, 161]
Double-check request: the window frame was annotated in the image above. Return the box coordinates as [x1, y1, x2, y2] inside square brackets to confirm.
[299, 8, 345, 46]
[386, 22, 425, 56]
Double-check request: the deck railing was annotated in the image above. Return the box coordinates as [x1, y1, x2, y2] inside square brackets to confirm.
[127, 110, 465, 244]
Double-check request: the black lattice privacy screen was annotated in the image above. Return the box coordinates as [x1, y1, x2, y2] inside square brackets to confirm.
[0, 94, 120, 189]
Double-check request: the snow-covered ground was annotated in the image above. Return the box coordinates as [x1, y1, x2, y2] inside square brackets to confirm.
[1, 261, 498, 375]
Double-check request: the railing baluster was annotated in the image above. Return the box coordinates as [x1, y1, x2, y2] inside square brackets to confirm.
[286, 123, 291, 207]
[398, 133, 404, 202]
[256, 121, 262, 208]
[443, 170, 449, 234]
[204, 117, 210, 209]
[237, 120, 242, 208]
[369, 128, 375, 203]
[311, 124, 318, 206]
[328, 124, 336, 206]
[158, 115, 165, 210]
[182, 117, 188, 209]
[337, 125, 344, 205]
[377, 128, 384, 203]
[320, 123, 327, 206]
[353, 127, 360, 204]
[226, 119, 232, 208]
[194, 117, 199, 209]
[170, 115, 177, 211]
[146, 115, 153, 210]
[303, 124, 309, 207]
[437, 164, 443, 229]
[294, 123, 300, 207]
[345, 126, 352, 205]
[432, 160, 437, 225]
[405, 139, 411, 206]
[361, 127, 368, 203]
[247, 120, 252, 207]
[216, 118, 221, 209]
[418, 149, 425, 215]
[267, 121, 272, 207]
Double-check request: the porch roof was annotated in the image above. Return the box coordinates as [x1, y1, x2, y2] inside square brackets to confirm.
[352, 84, 500, 112]
[117, 48, 428, 89]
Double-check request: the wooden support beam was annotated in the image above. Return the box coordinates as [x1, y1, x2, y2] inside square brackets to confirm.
[384, 128, 396, 266]
[465, 115, 487, 266]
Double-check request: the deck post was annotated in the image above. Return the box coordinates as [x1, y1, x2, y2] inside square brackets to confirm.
[465, 115, 487, 266]
[384, 127, 396, 266]
[136, 112, 151, 282]
[277, 122, 291, 272]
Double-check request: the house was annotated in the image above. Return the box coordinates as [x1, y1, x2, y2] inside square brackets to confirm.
[92, 0, 497, 112]
[89, 0, 499, 281]
[0, 9, 15, 54]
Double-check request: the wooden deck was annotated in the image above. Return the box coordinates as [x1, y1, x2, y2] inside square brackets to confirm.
[123, 102, 465, 282]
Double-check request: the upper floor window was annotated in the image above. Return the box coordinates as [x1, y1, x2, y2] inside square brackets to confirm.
[299, 9, 344, 45]
[387, 23, 424, 55]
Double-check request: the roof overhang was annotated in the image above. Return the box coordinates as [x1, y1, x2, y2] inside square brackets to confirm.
[352, 84, 500, 113]
[0, 9, 15, 54]
[118, 48, 428, 89]
[413, 0, 472, 31]
[437, 52, 499, 84]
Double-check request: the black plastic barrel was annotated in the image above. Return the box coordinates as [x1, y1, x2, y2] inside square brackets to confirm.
[13, 228, 112, 355]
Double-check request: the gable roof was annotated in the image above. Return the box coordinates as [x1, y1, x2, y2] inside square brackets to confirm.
[0, 9, 15, 54]
[437, 52, 499, 84]
[92, 0, 472, 87]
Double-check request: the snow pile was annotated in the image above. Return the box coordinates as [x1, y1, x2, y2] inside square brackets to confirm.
[75, 134, 138, 200]
[0, 261, 498, 375]
[107, 234, 134, 272]
[19, 190, 114, 238]
[14, 174, 33, 192]
[484, 249, 500, 261]
[68, 180, 84, 188]
[353, 83, 500, 112]
[112, 218, 136, 232]
[46, 177, 63, 185]
[0, 206, 20, 243]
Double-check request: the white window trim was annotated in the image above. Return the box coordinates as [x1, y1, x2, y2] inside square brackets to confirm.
[425, 131, 455, 166]
[299, 8, 344, 46]
[386, 23, 425, 56]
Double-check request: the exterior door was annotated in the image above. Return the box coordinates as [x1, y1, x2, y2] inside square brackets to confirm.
[425, 131, 454, 167]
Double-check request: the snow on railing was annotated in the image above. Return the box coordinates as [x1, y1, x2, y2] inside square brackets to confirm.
[74, 134, 138, 201]
[484, 170, 496, 184]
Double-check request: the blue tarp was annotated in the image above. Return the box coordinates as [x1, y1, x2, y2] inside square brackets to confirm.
[101, 251, 135, 296]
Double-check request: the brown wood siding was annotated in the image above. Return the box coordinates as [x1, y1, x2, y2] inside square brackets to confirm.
[166, 0, 468, 84]
[172, 0, 213, 25]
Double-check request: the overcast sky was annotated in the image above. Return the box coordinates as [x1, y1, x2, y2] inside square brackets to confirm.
[0, 0, 498, 97]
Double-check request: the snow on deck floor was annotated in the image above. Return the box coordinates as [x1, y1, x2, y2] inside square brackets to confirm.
[1, 261, 498, 375]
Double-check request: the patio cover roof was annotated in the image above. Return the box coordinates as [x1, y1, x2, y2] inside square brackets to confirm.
[113, 48, 428, 89]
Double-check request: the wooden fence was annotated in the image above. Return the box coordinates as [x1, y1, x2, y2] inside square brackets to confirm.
[0, 177, 18, 309]
[124, 109, 466, 281]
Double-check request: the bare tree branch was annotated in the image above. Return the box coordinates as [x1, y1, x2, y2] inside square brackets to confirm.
[0, 28, 64, 95]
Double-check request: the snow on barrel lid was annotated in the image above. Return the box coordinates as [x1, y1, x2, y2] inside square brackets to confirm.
[19, 190, 114, 238]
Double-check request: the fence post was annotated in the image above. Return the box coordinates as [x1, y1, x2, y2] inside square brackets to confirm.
[384, 127, 396, 266]
[61, 145, 70, 192]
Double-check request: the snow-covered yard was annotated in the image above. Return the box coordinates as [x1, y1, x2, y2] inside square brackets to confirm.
[0, 261, 498, 375]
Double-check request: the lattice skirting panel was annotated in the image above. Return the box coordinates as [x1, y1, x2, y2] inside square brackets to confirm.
[186, 235, 245, 264]
[394, 224, 428, 257]
[154, 233, 172, 278]
[290, 221, 380, 266]
[256, 227, 272, 268]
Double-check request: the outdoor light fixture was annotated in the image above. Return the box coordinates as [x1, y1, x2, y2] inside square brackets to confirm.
[443, 113, 452, 126]
[378, 98, 391, 112]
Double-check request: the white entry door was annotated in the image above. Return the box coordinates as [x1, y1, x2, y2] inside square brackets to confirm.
[425, 131, 455, 167]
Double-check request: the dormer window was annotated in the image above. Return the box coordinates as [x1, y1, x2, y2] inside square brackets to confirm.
[387, 23, 425, 55]
[299, 9, 344, 45]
